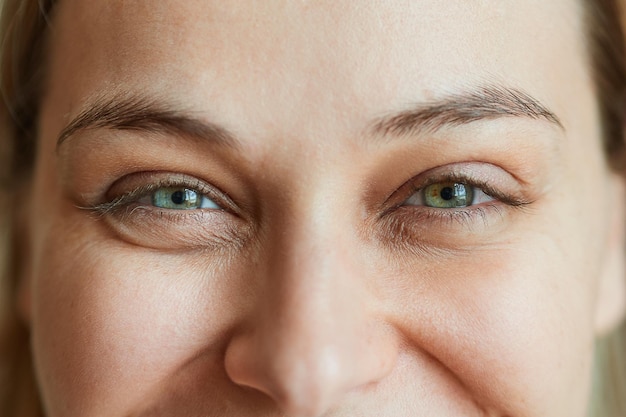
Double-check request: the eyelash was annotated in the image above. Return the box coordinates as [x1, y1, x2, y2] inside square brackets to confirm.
[385, 172, 531, 226]
[83, 175, 228, 217]
[83, 170, 531, 237]
[413, 174, 527, 205]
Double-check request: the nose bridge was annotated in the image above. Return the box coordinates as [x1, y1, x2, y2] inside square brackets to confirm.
[268, 218, 363, 411]
[270, 203, 366, 354]
[224, 197, 397, 416]
[263, 173, 364, 318]
[273, 202, 357, 319]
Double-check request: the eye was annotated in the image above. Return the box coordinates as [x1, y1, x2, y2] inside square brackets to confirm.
[145, 187, 221, 210]
[87, 173, 233, 215]
[80, 173, 248, 250]
[403, 182, 496, 208]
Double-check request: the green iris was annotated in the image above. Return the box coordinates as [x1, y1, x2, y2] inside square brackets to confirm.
[423, 183, 473, 208]
[152, 187, 203, 210]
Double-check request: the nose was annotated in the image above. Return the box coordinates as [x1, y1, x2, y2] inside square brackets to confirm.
[224, 215, 398, 416]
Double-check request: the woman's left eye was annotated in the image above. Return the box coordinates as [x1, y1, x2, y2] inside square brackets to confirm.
[140, 187, 221, 210]
[403, 182, 495, 208]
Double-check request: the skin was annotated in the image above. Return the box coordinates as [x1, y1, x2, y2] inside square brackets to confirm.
[21, 0, 626, 416]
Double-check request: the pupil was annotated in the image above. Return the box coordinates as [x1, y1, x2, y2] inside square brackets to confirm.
[440, 186, 455, 201]
[171, 190, 186, 205]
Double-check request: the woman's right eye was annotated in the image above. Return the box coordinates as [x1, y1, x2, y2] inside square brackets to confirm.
[141, 187, 221, 210]
[82, 175, 246, 250]
[84, 173, 232, 217]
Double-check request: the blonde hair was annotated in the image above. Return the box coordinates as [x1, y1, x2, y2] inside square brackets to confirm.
[0, 1, 625, 416]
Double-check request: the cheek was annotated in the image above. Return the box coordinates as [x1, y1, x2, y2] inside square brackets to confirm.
[386, 231, 598, 415]
[29, 217, 249, 416]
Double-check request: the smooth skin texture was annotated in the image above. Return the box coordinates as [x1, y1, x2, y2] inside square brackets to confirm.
[21, 0, 626, 416]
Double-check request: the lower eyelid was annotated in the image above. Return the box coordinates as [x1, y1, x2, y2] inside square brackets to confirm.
[378, 203, 507, 249]
[105, 206, 248, 249]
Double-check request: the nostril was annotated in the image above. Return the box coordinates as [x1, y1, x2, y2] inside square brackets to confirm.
[224, 317, 401, 416]
[273, 389, 335, 417]
[225, 336, 347, 416]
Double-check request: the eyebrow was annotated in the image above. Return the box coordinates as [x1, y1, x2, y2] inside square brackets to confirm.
[58, 84, 562, 149]
[370, 85, 563, 137]
[56, 94, 240, 149]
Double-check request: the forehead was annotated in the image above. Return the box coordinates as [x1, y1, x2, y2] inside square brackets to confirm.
[47, 0, 588, 141]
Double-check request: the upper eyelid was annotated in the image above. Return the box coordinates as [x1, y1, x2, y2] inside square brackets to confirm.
[410, 171, 490, 191]
[381, 166, 532, 214]
[407, 170, 531, 207]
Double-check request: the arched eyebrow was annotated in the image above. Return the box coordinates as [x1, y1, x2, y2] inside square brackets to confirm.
[56, 93, 240, 149]
[370, 85, 564, 138]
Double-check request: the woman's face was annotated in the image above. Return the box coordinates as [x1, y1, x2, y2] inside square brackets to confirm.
[24, 1, 626, 416]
